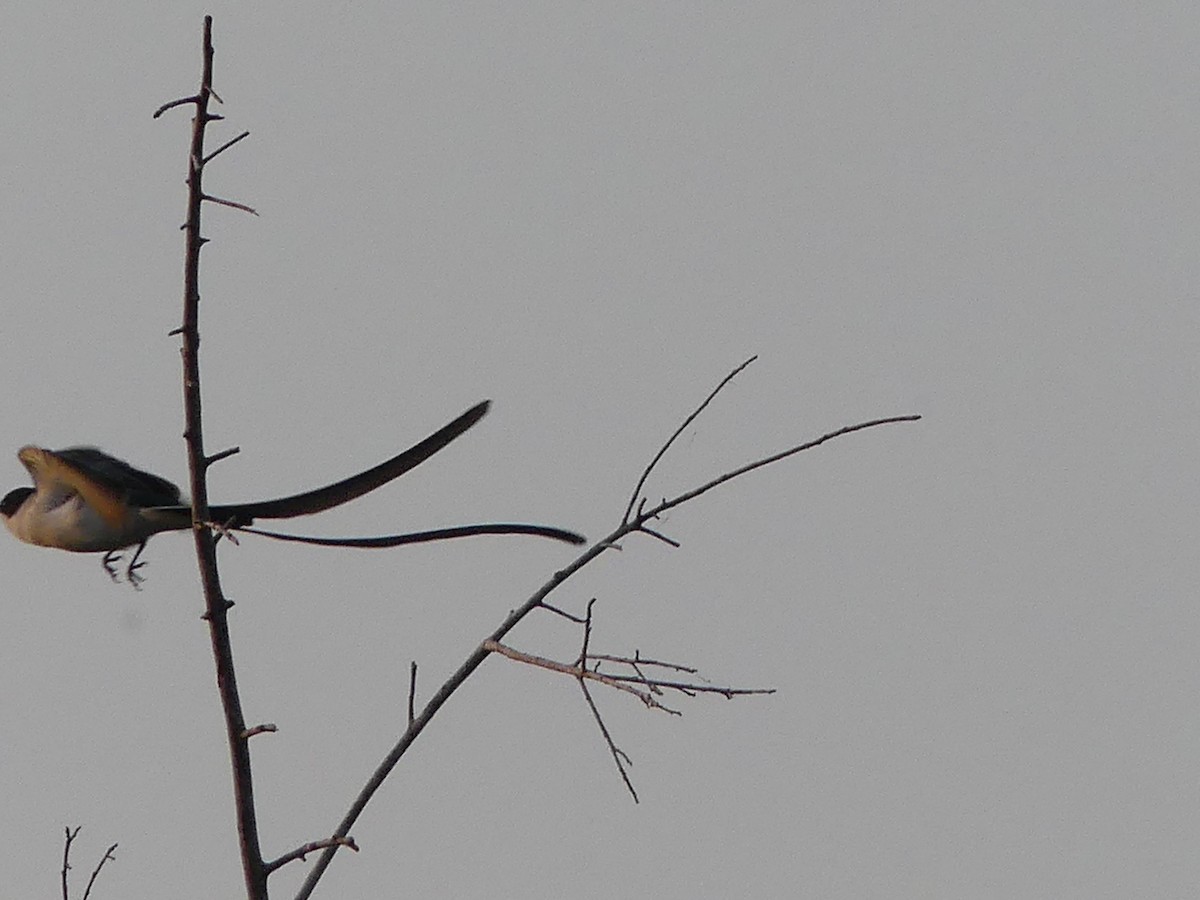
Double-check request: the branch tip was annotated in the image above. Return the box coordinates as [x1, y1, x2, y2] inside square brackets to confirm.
[152, 95, 201, 118]
[205, 446, 240, 466]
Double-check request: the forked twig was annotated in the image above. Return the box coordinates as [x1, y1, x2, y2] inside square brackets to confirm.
[622, 355, 757, 524]
[80, 844, 118, 900]
[61, 827, 117, 900]
[61, 826, 79, 900]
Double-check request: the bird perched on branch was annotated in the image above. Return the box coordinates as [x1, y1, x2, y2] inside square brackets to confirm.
[1, 401, 584, 586]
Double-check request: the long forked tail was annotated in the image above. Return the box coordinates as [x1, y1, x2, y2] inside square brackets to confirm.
[207, 400, 490, 526]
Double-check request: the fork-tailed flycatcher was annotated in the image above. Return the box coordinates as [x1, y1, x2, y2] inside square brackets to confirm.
[1, 400, 584, 585]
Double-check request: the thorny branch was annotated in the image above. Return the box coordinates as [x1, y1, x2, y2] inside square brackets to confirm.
[154, 16, 269, 900]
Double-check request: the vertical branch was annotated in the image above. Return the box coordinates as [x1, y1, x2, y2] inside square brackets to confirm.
[174, 16, 267, 899]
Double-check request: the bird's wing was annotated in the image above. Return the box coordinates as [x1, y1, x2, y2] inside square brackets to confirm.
[50, 447, 183, 507]
[16, 446, 154, 529]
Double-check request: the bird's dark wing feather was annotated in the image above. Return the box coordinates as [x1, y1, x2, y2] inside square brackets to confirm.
[53, 447, 183, 507]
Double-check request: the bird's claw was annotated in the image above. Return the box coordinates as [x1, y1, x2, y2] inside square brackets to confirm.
[101, 551, 123, 584]
[102, 545, 147, 589]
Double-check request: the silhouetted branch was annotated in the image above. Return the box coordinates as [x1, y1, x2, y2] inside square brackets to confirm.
[60, 828, 117, 900]
[81, 844, 118, 900]
[264, 836, 358, 875]
[156, 16, 267, 900]
[295, 359, 920, 896]
[623, 355, 758, 524]
[61, 826, 78, 900]
[408, 662, 418, 725]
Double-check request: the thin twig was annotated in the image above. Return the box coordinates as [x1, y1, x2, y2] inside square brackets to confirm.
[540, 601, 589, 624]
[205, 446, 240, 466]
[265, 836, 359, 874]
[592, 653, 699, 674]
[639, 526, 680, 548]
[408, 662, 418, 725]
[579, 679, 638, 802]
[152, 95, 200, 118]
[202, 130, 250, 165]
[80, 844, 118, 900]
[61, 826, 80, 900]
[201, 193, 259, 215]
[484, 640, 682, 713]
[642, 414, 921, 525]
[579, 598, 596, 665]
[622, 355, 757, 523]
[593, 674, 771, 697]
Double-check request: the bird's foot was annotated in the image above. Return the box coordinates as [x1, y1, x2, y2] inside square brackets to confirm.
[125, 560, 147, 590]
[101, 551, 123, 584]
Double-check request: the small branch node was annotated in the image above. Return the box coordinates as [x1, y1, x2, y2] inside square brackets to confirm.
[242, 723, 277, 739]
[199, 598, 235, 621]
[205, 445, 241, 466]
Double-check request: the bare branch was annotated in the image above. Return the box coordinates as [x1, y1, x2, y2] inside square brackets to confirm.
[578, 597, 597, 665]
[638, 526, 680, 548]
[485, 640, 680, 712]
[540, 601, 589, 624]
[160, 15, 267, 899]
[152, 95, 201, 118]
[592, 653, 698, 675]
[623, 356, 757, 523]
[61, 826, 79, 900]
[296, 366, 919, 896]
[580, 678, 639, 803]
[80, 844, 118, 900]
[202, 129, 250, 165]
[201, 193, 259, 216]
[408, 662, 418, 725]
[241, 723, 277, 739]
[264, 836, 359, 875]
[643, 414, 921, 524]
[205, 446, 240, 466]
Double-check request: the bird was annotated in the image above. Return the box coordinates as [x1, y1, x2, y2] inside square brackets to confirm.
[0, 400, 584, 586]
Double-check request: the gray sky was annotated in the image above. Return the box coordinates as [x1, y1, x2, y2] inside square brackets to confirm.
[2, 3, 1198, 898]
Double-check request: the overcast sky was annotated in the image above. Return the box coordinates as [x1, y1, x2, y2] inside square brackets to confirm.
[2, 3, 1198, 898]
